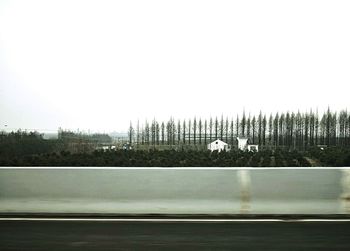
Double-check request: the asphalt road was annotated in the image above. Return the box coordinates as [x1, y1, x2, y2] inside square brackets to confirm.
[1, 220, 350, 250]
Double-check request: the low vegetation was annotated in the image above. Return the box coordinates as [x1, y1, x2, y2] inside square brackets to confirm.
[1, 147, 350, 167]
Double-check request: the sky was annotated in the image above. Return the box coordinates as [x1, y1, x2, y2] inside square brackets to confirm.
[0, 0, 349, 132]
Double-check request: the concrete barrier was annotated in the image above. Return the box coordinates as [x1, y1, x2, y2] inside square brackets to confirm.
[0, 167, 348, 214]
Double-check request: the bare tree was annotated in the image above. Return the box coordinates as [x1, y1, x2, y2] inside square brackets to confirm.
[128, 121, 133, 144]
[141, 125, 145, 145]
[279, 113, 285, 147]
[166, 121, 170, 145]
[309, 110, 315, 146]
[204, 119, 208, 144]
[326, 107, 331, 146]
[225, 117, 229, 143]
[198, 118, 202, 145]
[144, 120, 150, 145]
[262, 115, 267, 146]
[177, 120, 181, 145]
[188, 119, 191, 144]
[209, 117, 213, 142]
[136, 120, 140, 145]
[268, 114, 273, 146]
[251, 116, 256, 144]
[241, 112, 246, 137]
[151, 119, 155, 146]
[285, 112, 291, 148]
[258, 112, 262, 145]
[215, 117, 218, 140]
[246, 115, 251, 139]
[220, 115, 224, 140]
[304, 113, 309, 149]
[182, 120, 186, 144]
[172, 118, 176, 145]
[155, 121, 159, 145]
[193, 117, 197, 144]
[273, 113, 279, 147]
[315, 110, 319, 146]
[161, 122, 165, 145]
[230, 118, 234, 145]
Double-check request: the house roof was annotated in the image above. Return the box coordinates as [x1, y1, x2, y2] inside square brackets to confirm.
[209, 139, 228, 145]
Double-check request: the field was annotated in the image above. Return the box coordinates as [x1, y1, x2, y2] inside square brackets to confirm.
[1, 130, 350, 167]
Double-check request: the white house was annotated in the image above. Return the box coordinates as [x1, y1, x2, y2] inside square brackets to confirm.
[237, 137, 248, 151]
[247, 144, 259, 152]
[207, 139, 231, 152]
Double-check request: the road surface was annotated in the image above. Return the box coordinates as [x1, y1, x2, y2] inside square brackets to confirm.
[1, 218, 350, 250]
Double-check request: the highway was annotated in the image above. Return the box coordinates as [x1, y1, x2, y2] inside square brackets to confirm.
[1, 167, 350, 249]
[1, 218, 350, 250]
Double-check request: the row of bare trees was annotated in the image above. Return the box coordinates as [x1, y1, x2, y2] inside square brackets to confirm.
[128, 108, 350, 150]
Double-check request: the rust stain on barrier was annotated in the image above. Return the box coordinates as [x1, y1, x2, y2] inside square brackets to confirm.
[237, 170, 251, 214]
[341, 169, 350, 213]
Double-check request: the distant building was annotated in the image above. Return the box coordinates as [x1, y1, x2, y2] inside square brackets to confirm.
[317, 145, 327, 150]
[42, 132, 58, 140]
[247, 144, 259, 152]
[96, 145, 116, 151]
[207, 139, 231, 152]
[237, 137, 248, 151]
[237, 137, 259, 152]
[122, 143, 132, 150]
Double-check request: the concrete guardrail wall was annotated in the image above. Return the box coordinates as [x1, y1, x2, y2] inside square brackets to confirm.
[0, 167, 349, 214]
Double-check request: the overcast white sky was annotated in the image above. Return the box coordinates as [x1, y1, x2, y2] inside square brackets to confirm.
[0, 0, 349, 132]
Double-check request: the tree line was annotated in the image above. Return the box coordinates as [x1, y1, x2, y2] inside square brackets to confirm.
[0, 129, 112, 158]
[0, 130, 57, 157]
[128, 108, 350, 150]
[58, 129, 112, 143]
